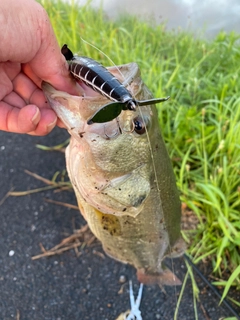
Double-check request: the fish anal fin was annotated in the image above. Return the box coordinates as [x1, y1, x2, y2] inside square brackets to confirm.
[137, 268, 182, 287]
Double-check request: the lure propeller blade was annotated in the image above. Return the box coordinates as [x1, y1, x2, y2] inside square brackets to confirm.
[87, 96, 170, 125]
[87, 102, 126, 125]
[137, 96, 170, 106]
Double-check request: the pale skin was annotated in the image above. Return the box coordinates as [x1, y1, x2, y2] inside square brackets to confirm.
[0, 0, 78, 135]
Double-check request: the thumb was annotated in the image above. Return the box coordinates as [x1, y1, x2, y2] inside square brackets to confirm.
[26, 2, 78, 94]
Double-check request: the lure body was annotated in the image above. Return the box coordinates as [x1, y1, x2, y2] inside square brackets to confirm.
[69, 57, 135, 108]
[61, 44, 169, 124]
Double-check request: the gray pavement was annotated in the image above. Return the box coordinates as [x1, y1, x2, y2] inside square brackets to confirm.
[0, 128, 238, 320]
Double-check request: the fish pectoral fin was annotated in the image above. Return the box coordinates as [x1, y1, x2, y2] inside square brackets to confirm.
[105, 172, 150, 209]
[136, 268, 182, 287]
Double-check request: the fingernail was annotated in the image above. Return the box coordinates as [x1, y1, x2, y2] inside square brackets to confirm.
[47, 118, 57, 133]
[31, 107, 40, 125]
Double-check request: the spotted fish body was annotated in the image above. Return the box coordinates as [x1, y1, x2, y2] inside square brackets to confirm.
[42, 62, 185, 286]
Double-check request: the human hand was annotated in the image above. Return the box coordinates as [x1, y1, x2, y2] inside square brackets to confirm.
[0, 0, 78, 135]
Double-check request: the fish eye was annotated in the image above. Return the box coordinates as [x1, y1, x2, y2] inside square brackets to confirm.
[133, 116, 147, 135]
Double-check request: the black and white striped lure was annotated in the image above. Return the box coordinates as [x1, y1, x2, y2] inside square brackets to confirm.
[61, 44, 169, 124]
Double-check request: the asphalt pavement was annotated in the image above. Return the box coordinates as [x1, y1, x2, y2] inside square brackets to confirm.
[0, 128, 238, 320]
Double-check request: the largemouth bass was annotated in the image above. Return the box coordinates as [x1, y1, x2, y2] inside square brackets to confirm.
[42, 62, 185, 286]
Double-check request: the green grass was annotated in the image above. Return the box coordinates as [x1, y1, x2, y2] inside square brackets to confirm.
[39, 0, 240, 306]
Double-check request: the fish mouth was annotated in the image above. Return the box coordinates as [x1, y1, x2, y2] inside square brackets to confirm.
[42, 82, 111, 130]
[42, 82, 83, 130]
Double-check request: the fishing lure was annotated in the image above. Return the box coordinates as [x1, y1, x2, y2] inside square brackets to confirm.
[61, 44, 169, 124]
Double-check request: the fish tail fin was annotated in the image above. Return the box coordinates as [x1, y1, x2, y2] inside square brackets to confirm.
[137, 268, 182, 286]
